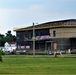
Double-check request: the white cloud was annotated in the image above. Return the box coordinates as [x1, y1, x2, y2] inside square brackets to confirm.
[0, 4, 76, 35]
[7, 5, 45, 29]
[0, 5, 45, 35]
[0, 8, 10, 34]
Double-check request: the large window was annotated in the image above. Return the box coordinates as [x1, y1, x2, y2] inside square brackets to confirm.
[35, 29, 49, 36]
[28, 33, 32, 39]
[17, 33, 21, 40]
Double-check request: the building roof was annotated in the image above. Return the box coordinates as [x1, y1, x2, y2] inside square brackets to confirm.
[8, 42, 16, 44]
[14, 19, 76, 32]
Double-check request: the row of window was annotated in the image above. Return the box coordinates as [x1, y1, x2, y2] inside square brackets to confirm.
[17, 30, 56, 40]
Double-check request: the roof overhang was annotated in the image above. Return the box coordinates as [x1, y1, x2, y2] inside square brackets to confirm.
[13, 19, 76, 32]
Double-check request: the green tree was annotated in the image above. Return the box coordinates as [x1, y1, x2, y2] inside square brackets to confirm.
[5, 30, 16, 42]
[0, 34, 5, 46]
[0, 30, 16, 46]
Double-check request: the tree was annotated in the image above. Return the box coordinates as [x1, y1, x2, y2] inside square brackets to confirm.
[0, 34, 4, 39]
[5, 30, 16, 42]
[0, 34, 5, 46]
[0, 30, 16, 46]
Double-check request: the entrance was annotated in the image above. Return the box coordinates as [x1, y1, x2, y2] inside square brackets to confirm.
[45, 41, 53, 51]
[70, 38, 76, 49]
[53, 42, 57, 51]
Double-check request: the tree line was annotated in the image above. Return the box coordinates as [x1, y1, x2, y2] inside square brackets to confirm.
[0, 31, 16, 46]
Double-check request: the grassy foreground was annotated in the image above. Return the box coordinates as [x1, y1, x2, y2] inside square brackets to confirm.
[0, 55, 76, 75]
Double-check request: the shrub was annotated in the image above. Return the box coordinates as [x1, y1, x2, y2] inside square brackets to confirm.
[0, 50, 5, 55]
[0, 55, 2, 62]
[0, 50, 3, 62]
[26, 52, 48, 55]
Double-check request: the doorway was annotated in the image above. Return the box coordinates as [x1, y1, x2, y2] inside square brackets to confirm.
[53, 42, 57, 51]
[45, 41, 53, 51]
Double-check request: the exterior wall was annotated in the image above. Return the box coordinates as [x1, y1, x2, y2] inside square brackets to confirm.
[4, 42, 10, 47]
[71, 38, 76, 49]
[52, 38, 71, 50]
[15, 20, 76, 51]
[50, 28, 76, 38]
[16, 28, 72, 51]
[16, 29, 50, 50]
[16, 28, 73, 51]
[4, 42, 16, 52]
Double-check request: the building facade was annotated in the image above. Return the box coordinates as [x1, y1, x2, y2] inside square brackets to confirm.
[3, 42, 16, 52]
[14, 19, 76, 52]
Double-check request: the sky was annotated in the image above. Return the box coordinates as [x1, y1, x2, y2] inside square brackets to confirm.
[0, 0, 76, 35]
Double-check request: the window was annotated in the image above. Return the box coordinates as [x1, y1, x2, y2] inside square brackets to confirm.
[28, 33, 32, 39]
[17, 33, 21, 40]
[53, 31, 56, 37]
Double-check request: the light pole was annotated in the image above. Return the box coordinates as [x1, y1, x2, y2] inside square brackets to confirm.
[33, 23, 35, 56]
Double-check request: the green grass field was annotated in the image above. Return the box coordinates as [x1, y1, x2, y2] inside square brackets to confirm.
[0, 55, 76, 75]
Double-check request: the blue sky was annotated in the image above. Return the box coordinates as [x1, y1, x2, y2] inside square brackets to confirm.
[0, 0, 76, 35]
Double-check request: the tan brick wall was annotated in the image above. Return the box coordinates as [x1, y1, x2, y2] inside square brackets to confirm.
[50, 28, 76, 38]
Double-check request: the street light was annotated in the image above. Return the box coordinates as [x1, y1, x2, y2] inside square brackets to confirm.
[33, 23, 35, 56]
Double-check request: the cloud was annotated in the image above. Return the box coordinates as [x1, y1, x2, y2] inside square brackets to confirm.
[8, 5, 45, 26]
[0, 5, 45, 34]
[0, 3, 76, 35]
[0, 8, 10, 34]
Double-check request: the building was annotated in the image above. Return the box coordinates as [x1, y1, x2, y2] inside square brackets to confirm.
[3, 42, 16, 52]
[14, 19, 76, 53]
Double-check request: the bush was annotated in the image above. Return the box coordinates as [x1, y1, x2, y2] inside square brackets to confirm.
[15, 51, 48, 55]
[0, 55, 2, 62]
[0, 50, 3, 62]
[0, 50, 5, 55]
[25, 52, 48, 55]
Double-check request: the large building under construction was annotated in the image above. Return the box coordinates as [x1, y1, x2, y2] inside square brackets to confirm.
[14, 19, 76, 52]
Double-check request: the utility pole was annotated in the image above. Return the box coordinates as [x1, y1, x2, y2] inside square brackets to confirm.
[33, 23, 35, 56]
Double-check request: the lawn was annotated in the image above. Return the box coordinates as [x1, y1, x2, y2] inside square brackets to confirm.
[0, 55, 76, 75]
